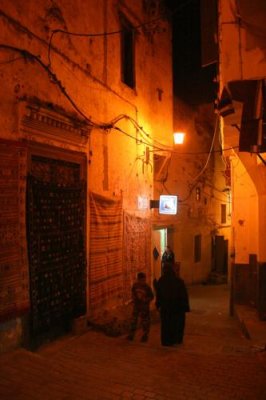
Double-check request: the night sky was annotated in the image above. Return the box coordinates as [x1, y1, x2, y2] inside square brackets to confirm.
[164, 0, 217, 105]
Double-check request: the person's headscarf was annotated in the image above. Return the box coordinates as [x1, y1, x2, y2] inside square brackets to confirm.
[162, 262, 175, 277]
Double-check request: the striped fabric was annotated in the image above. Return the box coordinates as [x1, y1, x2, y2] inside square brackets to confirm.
[89, 192, 123, 310]
[123, 213, 151, 302]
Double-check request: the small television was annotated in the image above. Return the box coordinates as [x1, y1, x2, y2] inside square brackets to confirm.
[159, 195, 178, 215]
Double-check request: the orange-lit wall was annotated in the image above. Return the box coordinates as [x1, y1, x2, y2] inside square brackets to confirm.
[219, 0, 266, 84]
[0, 0, 173, 350]
[0, 0, 173, 213]
[218, 0, 266, 264]
[152, 99, 231, 284]
[231, 154, 259, 263]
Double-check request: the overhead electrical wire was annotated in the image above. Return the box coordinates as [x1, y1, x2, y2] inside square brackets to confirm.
[1, 2, 244, 159]
[0, 44, 114, 130]
[0, 55, 25, 65]
[1, 3, 237, 157]
[175, 117, 220, 203]
[0, 44, 237, 157]
[190, 116, 219, 183]
[0, 44, 171, 151]
[0, 44, 238, 157]
[48, 12, 166, 65]
[47, 0, 194, 65]
[0, 12, 236, 205]
[0, 2, 242, 211]
[119, 113, 238, 155]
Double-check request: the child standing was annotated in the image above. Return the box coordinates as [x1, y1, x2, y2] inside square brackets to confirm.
[127, 272, 154, 342]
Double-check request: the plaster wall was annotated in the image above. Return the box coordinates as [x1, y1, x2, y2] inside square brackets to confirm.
[0, 0, 173, 350]
[218, 0, 266, 265]
[0, 0, 172, 209]
[153, 99, 231, 284]
[219, 0, 266, 83]
[231, 154, 259, 264]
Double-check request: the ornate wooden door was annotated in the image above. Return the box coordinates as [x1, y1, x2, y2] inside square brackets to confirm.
[27, 153, 86, 345]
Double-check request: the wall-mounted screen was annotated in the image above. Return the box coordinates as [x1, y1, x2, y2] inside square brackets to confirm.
[159, 195, 178, 215]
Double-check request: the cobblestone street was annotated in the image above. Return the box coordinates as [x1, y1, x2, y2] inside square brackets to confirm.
[1, 284, 266, 400]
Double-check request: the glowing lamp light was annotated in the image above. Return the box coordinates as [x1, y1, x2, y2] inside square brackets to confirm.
[173, 132, 185, 145]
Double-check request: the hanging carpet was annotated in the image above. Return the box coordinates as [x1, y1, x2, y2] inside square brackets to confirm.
[89, 192, 123, 309]
[0, 140, 29, 322]
[27, 174, 87, 338]
[123, 213, 151, 302]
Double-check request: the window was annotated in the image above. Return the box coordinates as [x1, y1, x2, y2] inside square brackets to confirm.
[121, 16, 135, 88]
[194, 234, 201, 263]
[221, 204, 226, 224]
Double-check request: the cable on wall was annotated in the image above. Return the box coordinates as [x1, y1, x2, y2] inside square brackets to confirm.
[189, 116, 219, 183]
[47, 1, 194, 66]
[0, 44, 239, 157]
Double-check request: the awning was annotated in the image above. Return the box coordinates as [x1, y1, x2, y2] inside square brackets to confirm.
[218, 79, 266, 153]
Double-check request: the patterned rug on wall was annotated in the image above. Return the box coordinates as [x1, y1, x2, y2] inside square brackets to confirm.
[0, 140, 29, 322]
[123, 213, 151, 302]
[89, 192, 123, 310]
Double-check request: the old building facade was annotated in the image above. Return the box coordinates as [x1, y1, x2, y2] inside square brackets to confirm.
[217, 0, 266, 318]
[0, 0, 232, 352]
[0, 0, 174, 351]
[152, 98, 231, 285]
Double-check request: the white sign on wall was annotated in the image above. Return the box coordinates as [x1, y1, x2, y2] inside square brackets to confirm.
[159, 195, 178, 215]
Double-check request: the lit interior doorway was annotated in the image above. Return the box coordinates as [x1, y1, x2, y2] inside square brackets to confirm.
[152, 227, 167, 280]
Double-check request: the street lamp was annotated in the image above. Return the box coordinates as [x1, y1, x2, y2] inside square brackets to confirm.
[173, 132, 185, 145]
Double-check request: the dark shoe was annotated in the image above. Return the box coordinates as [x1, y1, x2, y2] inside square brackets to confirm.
[127, 334, 134, 341]
[141, 334, 148, 342]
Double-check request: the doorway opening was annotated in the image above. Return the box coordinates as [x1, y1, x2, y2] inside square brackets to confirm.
[210, 235, 228, 284]
[26, 148, 87, 349]
[152, 227, 167, 280]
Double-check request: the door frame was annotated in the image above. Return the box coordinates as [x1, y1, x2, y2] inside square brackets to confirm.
[26, 142, 87, 347]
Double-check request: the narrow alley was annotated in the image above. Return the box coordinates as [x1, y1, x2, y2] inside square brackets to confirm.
[0, 284, 265, 400]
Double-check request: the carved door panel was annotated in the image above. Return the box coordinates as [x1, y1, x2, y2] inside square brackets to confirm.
[27, 154, 86, 345]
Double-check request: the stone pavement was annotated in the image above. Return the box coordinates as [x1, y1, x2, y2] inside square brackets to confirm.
[0, 284, 266, 400]
[234, 304, 266, 350]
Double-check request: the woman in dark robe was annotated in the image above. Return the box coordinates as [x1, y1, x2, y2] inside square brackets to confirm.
[156, 262, 190, 346]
